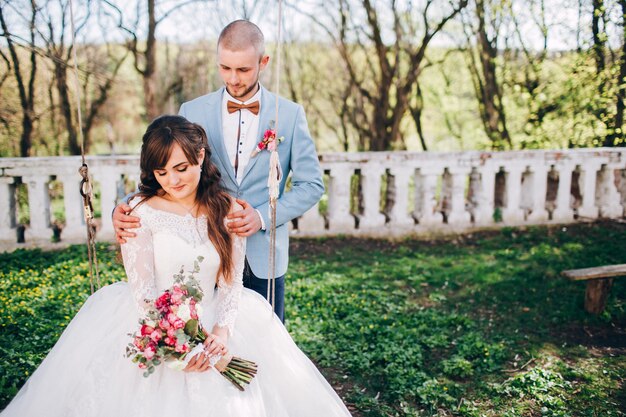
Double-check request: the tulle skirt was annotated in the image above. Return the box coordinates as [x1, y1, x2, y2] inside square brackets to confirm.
[1, 282, 352, 417]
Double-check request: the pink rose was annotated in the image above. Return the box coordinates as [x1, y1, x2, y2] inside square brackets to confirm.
[173, 318, 185, 330]
[140, 324, 155, 336]
[164, 336, 176, 346]
[144, 343, 157, 360]
[150, 329, 162, 343]
[258, 141, 267, 150]
[167, 327, 177, 338]
[155, 292, 170, 311]
[175, 343, 189, 353]
[167, 312, 179, 324]
[267, 140, 277, 152]
[170, 285, 187, 305]
[158, 318, 171, 330]
[138, 362, 147, 369]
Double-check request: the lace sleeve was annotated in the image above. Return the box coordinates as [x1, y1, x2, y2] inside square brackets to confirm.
[215, 234, 246, 335]
[120, 204, 158, 314]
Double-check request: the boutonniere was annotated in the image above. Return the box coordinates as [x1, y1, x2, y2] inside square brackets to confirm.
[251, 121, 284, 157]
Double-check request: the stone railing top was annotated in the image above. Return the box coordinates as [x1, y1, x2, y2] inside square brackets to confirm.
[0, 155, 141, 177]
[1, 147, 625, 168]
[318, 148, 626, 165]
[0, 148, 625, 251]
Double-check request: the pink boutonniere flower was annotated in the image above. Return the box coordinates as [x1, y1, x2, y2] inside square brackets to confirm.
[251, 121, 284, 157]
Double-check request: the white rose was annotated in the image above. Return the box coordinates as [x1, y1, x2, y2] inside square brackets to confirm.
[177, 304, 192, 322]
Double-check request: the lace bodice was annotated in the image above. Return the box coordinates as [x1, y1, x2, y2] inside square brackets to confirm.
[120, 197, 246, 334]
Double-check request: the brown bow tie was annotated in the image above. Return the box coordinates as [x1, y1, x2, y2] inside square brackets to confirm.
[227, 100, 260, 115]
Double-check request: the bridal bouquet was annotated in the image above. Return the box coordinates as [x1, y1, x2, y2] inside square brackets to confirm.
[125, 256, 258, 390]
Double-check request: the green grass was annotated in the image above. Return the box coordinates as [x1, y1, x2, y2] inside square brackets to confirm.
[1, 222, 625, 416]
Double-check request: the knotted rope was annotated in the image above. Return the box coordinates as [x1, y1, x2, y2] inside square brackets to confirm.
[69, 0, 100, 293]
[267, 0, 284, 316]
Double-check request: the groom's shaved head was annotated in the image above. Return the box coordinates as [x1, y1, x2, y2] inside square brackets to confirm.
[218, 20, 265, 59]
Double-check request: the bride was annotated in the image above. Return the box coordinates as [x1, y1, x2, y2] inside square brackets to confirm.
[1, 115, 352, 417]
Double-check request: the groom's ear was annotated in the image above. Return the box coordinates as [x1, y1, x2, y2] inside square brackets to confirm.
[259, 55, 270, 70]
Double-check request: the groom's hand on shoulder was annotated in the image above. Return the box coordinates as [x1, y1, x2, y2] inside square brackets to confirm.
[226, 199, 262, 237]
[113, 203, 141, 244]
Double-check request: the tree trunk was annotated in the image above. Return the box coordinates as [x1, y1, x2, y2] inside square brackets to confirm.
[592, 0, 610, 139]
[592, 0, 606, 74]
[409, 82, 428, 151]
[19, 118, 34, 157]
[475, 0, 511, 150]
[0, 1, 38, 157]
[329, 0, 467, 152]
[606, 0, 626, 147]
[54, 58, 80, 155]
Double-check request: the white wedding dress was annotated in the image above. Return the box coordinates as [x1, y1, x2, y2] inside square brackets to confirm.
[1, 199, 352, 417]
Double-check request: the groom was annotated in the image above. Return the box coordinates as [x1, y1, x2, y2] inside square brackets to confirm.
[113, 20, 324, 323]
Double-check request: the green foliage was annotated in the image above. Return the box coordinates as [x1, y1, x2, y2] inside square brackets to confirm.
[0, 244, 124, 407]
[285, 222, 625, 415]
[1, 223, 625, 416]
[492, 366, 572, 416]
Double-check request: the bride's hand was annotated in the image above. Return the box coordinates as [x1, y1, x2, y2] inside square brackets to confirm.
[183, 350, 213, 373]
[203, 332, 228, 358]
[183, 329, 228, 373]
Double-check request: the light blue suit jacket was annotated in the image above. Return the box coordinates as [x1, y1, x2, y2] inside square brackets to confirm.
[179, 86, 324, 279]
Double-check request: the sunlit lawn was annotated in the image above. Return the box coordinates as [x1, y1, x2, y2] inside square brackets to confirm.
[1, 221, 625, 416]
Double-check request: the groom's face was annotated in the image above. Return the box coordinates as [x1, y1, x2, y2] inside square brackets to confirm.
[217, 45, 269, 102]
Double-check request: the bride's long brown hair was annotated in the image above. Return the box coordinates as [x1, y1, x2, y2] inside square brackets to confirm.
[135, 115, 234, 284]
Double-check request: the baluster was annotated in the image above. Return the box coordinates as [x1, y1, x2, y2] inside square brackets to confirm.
[552, 162, 575, 222]
[527, 164, 549, 222]
[577, 161, 601, 219]
[327, 165, 355, 232]
[94, 166, 121, 238]
[597, 164, 623, 218]
[502, 164, 525, 224]
[473, 165, 497, 225]
[61, 176, 85, 240]
[414, 166, 443, 227]
[358, 164, 386, 230]
[446, 166, 471, 226]
[0, 177, 16, 241]
[298, 202, 325, 234]
[22, 174, 53, 241]
[387, 166, 415, 229]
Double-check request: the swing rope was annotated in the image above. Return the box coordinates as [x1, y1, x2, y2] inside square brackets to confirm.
[266, 0, 284, 316]
[69, 0, 100, 293]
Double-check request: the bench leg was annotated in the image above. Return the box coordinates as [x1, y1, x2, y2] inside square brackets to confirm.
[584, 278, 614, 314]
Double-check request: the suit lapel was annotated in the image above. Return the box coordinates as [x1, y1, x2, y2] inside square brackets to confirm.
[241, 86, 276, 184]
[204, 87, 237, 186]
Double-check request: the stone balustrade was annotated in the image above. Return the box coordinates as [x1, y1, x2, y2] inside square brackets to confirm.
[1, 149, 625, 250]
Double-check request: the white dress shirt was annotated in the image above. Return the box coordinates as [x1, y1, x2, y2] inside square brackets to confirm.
[221, 86, 265, 229]
[221, 87, 262, 184]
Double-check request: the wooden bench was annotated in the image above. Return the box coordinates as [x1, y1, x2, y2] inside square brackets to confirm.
[561, 264, 626, 314]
